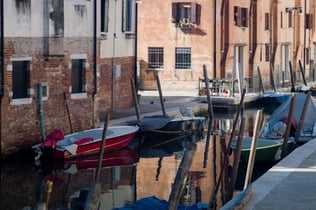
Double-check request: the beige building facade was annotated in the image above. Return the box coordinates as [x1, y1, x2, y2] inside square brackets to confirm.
[137, 0, 316, 91]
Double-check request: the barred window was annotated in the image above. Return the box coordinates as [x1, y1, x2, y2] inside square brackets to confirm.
[148, 47, 164, 69]
[175, 47, 191, 69]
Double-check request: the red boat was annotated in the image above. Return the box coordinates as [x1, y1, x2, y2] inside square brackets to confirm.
[35, 125, 139, 160]
[53, 148, 139, 171]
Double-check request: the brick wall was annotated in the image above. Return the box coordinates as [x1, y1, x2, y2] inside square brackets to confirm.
[1, 37, 135, 155]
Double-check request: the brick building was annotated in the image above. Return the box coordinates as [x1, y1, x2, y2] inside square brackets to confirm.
[0, 0, 138, 155]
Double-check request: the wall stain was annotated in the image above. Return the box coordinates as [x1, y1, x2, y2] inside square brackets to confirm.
[15, 0, 31, 15]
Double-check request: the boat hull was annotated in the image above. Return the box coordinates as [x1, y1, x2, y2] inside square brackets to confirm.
[231, 137, 295, 163]
[52, 126, 139, 160]
[54, 148, 138, 170]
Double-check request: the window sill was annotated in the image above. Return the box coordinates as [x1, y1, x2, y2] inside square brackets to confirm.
[71, 92, 87, 99]
[10, 98, 32, 105]
[147, 68, 164, 71]
[175, 68, 192, 71]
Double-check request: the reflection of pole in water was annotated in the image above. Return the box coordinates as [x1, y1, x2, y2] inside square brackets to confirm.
[203, 119, 213, 168]
[155, 157, 163, 181]
[212, 135, 217, 208]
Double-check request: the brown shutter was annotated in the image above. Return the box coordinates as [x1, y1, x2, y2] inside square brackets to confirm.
[234, 6, 239, 26]
[172, 3, 178, 23]
[241, 7, 248, 27]
[191, 2, 197, 24]
[306, 13, 313, 29]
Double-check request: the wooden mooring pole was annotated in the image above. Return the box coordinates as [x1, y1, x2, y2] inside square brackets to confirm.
[281, 95, 296, 158]
[84, 113, 111, 210]
[208, 89, 246, 209]
[295, 93, 311, 141]
[131, 78, 141, 120]
[155, 71, 167, 116]
[227, 117, 246, 200]
[203, 64, 214, 121]
[243, 110, 263, 189]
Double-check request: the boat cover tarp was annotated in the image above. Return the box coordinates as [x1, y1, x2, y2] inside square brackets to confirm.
[128, 115, 174, 131]
[113, 196, 208, 210]
[261, 93, 316, 137]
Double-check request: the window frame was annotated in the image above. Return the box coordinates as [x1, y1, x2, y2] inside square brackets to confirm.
[175, 47, 191, 70]
[101, 0, 109, 33]
[172, 2, 200, 27]
[70, 54, 88, 99]
[148, 47, 164, 69]
[234, 6, 248, 28]
[9, 57, 33, 105]
[122, 0, 135, 33]
[264, 12, 269, 30]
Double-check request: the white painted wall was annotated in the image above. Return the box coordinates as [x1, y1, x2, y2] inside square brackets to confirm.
[100, 0, 136, 58]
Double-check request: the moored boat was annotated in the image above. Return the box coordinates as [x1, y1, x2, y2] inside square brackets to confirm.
[231, 137, 295, 163]
[54, 148, 138, 172]
[33, 125, 139, 160]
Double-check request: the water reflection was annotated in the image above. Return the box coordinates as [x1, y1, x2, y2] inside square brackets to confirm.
[1, 108, 272, 210]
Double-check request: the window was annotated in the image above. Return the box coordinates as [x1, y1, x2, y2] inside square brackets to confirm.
[101, 0, 109, 33]
[71, 59, 86, 94]
[288, 11, 293, 28]
[175, 47, 191, 69]
[305, 47, 310, 64]
[122, 0, 135, 33]
[281, 12, 283, 28]
[234, 6, 248, 27]
[172, 2, 201, 27]
[265, 44, 270, 62]
[148, 47, 164, 69]
[264, 13, 269, 30]
[12, 61, 30, 99]
[305, 13, 313, 29]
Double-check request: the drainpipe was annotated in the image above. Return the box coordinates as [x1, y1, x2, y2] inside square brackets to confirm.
[0, 0, 3, 99]
[92, 0, 97, 126]
[134, 1, 140, 93]
[0, 0, 3, 155]
[213, 0, 217, 78]
[303, 0, 306, 73]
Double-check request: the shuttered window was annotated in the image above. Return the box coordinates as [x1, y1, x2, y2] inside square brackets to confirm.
[234, 6, 248, 27]
[171, 2, 201, 27]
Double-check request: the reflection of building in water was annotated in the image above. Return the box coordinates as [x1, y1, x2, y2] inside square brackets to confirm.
[211, 119, 234, 135]
[51, 164, 137, 210]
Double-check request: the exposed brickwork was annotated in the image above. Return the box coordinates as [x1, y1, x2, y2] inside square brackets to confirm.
[1, 37, 135, 155]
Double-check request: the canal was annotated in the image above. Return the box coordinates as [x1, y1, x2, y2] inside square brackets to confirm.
[1, 108, 277, 210]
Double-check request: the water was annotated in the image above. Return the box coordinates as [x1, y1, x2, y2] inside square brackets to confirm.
[1, 108, 274, 210]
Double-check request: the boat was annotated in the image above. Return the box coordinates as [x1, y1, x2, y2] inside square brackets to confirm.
[231, 137, 295, 162]
[260, 93, 316, 144]
[33, 125, 139, 160]
[53, 148, 138, 173]
[128, 106, 205, 135]
[231, 93, 316, 163]
[197, 78, 260, 109]
[255, 91, 291, 105]
[296, 84, 316, 96]
[149, 116, 205, 135]
[127, 115, 174, 131]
